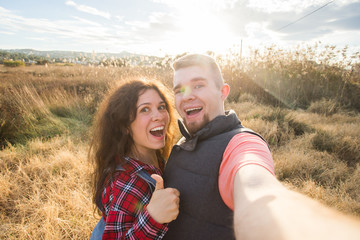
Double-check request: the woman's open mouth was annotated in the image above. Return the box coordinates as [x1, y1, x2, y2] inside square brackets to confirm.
[150, 126, 165, 137]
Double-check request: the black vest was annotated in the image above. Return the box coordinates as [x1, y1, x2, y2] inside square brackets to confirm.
[163, 111, 267, 240]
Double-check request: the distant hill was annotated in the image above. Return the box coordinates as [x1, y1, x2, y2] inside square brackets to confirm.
[2, 48, 141, 59]
[0, 48, 166, 66]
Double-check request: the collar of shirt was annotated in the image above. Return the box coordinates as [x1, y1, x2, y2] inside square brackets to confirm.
[121, 156, 163, 177]
[177, 110, 241, 151]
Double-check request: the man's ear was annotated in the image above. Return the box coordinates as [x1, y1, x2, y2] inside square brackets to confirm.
[221, 84, 230, 101]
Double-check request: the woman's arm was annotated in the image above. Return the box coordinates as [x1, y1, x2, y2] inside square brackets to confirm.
[102, 172, 170, 240]
[233, 164, 360, 240]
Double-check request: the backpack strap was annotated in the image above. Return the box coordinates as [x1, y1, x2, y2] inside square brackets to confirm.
[116, 165, 156, 193]
[90, 217, 105, 240]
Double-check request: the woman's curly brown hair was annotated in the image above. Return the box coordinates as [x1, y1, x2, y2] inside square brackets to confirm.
[89, 79, 176, 212]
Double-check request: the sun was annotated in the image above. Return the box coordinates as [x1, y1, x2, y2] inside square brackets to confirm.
[168, 2, 239, 55]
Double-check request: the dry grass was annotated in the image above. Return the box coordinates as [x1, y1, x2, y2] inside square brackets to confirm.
[1, 49, 360, 239]
[0, 137, 96, 239]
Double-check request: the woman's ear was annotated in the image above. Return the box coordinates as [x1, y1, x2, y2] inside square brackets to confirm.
[221, 84, 230, 101]
[125, 127, 131, 136]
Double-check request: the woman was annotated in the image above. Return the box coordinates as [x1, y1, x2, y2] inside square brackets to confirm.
[89, 79, 179, 239]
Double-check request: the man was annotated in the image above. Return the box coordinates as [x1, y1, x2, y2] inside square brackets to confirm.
[162, 54, 360, 240]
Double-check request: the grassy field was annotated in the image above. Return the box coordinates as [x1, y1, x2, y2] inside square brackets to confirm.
[1, 46, 360, 239]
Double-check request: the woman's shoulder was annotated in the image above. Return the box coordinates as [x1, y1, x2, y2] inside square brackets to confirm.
[112, 159, 151, 188]
[105, 157, 160, 192]
[122, 157, 162, 175]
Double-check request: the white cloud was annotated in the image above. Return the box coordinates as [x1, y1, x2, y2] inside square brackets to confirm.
[125, 12, 178, 32]
[116, 16, 124, 21]
[27, 37, 49, 41]
[247, 0, 325, 13]
[125, 20, 149, 29]
[152, 0, 239, 11]
[72, 16, 102, 26]
[0, 26, 15, 35]
[0, 6, 10, 13]
[65, 1, 111, 19]
[246, 0, 360, 13]
[0, 7, 116, 42]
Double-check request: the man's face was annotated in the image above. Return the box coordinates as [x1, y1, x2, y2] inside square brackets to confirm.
[173, 65, 228, 134]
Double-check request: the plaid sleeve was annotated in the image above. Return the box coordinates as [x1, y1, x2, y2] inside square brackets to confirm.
[102, 171, 168, 240]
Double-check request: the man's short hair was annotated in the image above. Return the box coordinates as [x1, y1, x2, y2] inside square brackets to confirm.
[172, 54, 224, 88]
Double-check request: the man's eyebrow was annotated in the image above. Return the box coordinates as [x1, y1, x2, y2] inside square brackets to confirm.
[173, 84, 181, 91]
[173, 77, 206, 91]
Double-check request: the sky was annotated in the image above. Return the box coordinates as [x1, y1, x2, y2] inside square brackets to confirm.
[0, 0, 359, 56]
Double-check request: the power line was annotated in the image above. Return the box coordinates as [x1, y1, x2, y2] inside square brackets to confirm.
[277, 0, 335, 31]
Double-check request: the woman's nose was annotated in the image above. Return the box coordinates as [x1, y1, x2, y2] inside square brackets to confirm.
[152, 109, 164, 121]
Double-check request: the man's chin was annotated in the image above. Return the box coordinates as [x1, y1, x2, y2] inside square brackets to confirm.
[186, 124, 201, 135]
[184, 118, 209, 135]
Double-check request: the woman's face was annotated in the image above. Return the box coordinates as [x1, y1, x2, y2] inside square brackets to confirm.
[129, 89, 170, 156]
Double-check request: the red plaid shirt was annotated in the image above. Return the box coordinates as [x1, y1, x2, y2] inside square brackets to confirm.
[101, 157, 168, 240]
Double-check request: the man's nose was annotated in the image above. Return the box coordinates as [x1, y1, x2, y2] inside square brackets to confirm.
[181, 86, 194, 100]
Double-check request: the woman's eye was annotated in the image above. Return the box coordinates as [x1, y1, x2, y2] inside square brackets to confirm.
[194, 84, 203, 89]
[159, 105, 166, 111]
[140, 107, 149, 113]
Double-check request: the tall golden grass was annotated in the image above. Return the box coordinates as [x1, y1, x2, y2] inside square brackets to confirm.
[0, 137, 92, 239]
[1, 45, 359, 239]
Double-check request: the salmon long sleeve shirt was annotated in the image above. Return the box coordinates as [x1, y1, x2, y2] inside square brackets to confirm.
[219, 132, 275, 210]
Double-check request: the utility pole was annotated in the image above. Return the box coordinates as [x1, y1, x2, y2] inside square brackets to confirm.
[239, 39, 243, 69]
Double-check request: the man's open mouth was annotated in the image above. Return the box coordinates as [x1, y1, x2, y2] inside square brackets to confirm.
[150, 126, 165, 137]
[185, 107, 202, 116]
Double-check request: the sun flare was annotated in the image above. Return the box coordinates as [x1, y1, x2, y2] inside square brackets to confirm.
[168, 1, 239, 54]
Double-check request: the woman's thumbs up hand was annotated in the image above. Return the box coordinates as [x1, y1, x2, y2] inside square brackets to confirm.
[147, 174, 180, 224]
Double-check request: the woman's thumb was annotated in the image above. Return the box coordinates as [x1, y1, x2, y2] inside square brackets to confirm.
[151, 174, 164, 190]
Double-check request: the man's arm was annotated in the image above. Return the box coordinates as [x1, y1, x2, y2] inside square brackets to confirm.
[233, 164, 360, 240]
